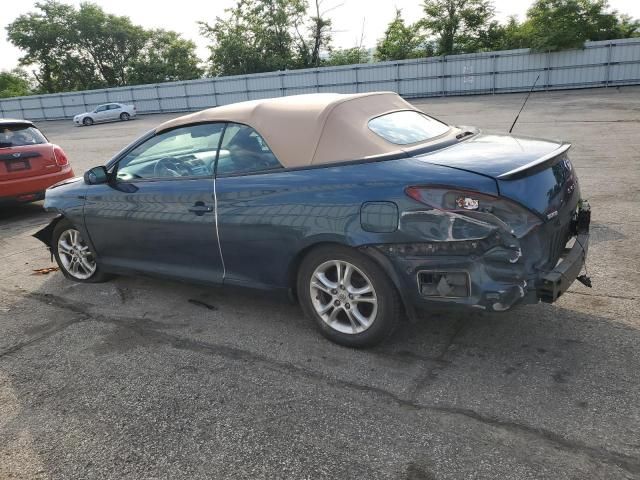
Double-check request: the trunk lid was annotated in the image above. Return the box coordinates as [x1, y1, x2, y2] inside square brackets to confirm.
[0, 144, 60, 181]
[414, 133, 580, 219]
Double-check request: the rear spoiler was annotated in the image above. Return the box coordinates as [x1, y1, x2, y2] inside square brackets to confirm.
[497, 144, 571, 180]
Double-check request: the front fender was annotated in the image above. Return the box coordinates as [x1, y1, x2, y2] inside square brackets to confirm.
[33, 215, 64, 258]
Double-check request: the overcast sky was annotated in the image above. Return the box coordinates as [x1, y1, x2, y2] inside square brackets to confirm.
[1, 0, 639, 71]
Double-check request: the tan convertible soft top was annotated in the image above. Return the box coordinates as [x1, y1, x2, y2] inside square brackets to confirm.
[155, 92, 426, 168]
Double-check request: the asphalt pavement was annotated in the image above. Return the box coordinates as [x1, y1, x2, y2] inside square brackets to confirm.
[1, 86, 639, 479]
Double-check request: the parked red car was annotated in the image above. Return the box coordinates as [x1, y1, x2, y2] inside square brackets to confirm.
[0, 119, 74, 206]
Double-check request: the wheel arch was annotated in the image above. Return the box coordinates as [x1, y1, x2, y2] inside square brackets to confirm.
[32, 214, 65, 250]
[286, 241, 410, 321]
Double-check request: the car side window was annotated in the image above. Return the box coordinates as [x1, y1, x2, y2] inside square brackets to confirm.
[95, 105, 107, 112]
[115, 123, 224, 181]
[216, 123, 282, 176]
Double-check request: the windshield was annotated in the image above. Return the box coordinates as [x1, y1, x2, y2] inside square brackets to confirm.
[368, 111, 450, 145]
[0, 125, 47, 148]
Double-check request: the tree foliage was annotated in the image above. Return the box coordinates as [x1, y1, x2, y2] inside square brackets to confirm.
[199, 0, 309, 76]
[129, 30, 204, 84]
[0, 69, 32, 98]
[421, 0, 495, 55]
[4, 0, 639, 96]
[375, 9, 429, 61]
[325, 47, 370, 66]
[522, 0, 639, 51]
[296, 0, 333, 68]
[199, 0, 337, 75]
[6, 0, 203, 94]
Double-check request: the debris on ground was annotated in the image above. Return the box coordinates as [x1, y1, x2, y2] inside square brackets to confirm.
[31, 267, 59, 275]
[187, 299, 217, 311]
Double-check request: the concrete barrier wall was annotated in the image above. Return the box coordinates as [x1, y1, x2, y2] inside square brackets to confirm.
[2, 38, 639, 121]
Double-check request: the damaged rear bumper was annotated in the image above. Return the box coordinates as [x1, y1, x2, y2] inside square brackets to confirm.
[363, 203, 591, 315]
[536, 233, 588, 303]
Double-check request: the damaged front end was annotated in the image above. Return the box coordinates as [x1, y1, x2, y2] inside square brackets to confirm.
[365, 182, 590, 313]
[33, 215, 63, 260]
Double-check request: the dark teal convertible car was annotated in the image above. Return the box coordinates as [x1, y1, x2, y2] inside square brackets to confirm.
[35, 92, 590, 347]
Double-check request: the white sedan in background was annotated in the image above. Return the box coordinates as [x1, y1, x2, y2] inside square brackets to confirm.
[73, 103, 136, 126]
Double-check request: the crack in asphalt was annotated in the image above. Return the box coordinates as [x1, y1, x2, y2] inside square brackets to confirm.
[406, 317, 467, 402]
[0, 317, 86, 359]
[565, 290, 638, 301]
[2, 289, 639, 475]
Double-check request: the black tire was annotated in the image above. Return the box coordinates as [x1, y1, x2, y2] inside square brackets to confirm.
[52, 219, 112, 283]
[297, 245, 401, 348]
[83, 117, 94, 126]
[120, 112, 130, 121]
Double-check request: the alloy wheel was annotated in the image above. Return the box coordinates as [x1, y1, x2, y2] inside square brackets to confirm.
[309, 260, 378, 334]
[57, 229, 97, 280]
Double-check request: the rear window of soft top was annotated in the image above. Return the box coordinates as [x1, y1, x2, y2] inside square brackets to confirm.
[368, 110, 450, 145]
[0, 124, 47, 148]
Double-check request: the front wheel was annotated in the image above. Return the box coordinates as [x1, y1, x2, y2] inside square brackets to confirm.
[120, 112, 130, 121]
[82, 117, 94, 126]
[52, 219, 111, 283]
[297, 245, 401, 348]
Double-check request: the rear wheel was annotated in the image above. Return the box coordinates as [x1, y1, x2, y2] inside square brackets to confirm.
[297, 245, 400, 348]
[120, 112, 130, 121]
[82, 117, 94, 126]
[52, 219, 111, 283]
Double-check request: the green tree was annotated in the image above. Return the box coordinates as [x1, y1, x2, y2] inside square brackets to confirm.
[200, 0, 308, 76]
[324, 47, 370, 66]
[6, 0, 91, 93]
[7, 0, 204, 92]
[375, 9, 429, 61]
[0, 69, 32, 98]
[128, 30, 203, 84]
[421, 0, 495, 55]
[524, 0, 639, 51]
[73, 2, 148, 87]
[295, 0, 333, 68]
[485, 16, 532, 51]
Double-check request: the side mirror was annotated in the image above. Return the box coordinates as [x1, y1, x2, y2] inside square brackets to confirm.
[84, 166, 109, 185]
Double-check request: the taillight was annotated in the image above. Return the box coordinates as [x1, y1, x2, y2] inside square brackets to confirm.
[53, 145, 69, 167]
[405, 186, 542, 238]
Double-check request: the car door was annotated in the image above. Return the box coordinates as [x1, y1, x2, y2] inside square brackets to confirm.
[93, 105, 109, 122]
[83, 122, 226, 283]
[107, 104, 122, 120]
[213, 123, 290, 289]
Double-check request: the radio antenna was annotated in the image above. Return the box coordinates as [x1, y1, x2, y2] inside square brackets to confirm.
[509, 74, 540, 134]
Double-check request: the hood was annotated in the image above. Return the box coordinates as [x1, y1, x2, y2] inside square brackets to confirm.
[414, 133, 565, 179]
[48, 176, 83, 190]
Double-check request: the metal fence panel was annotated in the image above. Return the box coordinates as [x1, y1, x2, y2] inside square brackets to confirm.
[2, 38, 638, 121]
[609, 63, 640, 84]
[133, 87, 157, 100]
[283, 71, 314, 88]
[108, 88, 134, 103]
[40, 96, 62, 107]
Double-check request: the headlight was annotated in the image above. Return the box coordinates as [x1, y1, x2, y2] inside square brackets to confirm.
[405, 186, 543, 237]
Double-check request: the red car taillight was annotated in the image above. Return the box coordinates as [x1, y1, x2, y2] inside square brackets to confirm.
[53, 145, 69, 167]
[405, 185, 542, 238]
